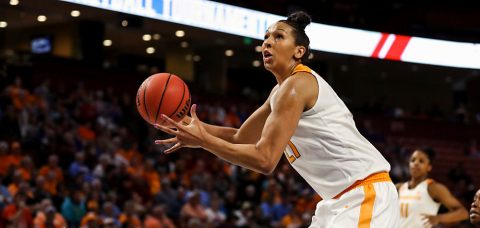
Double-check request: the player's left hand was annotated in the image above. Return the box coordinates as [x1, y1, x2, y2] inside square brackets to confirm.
[420, 214, 439, 228]
[154, 104, 207, 154]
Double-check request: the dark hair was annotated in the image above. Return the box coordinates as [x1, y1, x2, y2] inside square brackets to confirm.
[279, 11, 311, 63]
[418, 147, 436, 163]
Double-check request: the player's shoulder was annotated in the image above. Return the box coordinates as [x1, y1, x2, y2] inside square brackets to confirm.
[427, 179, 446, 190]
[425, 178, 436, 185]
[283, 71, 317, 91]
[427, 179, 451, 198]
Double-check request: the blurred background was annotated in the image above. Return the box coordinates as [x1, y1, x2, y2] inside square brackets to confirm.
[0, 0, 479, 227]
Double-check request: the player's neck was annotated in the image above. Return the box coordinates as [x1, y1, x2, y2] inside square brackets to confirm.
[274, 62, 301, 84]
[409, 175, 428, 188]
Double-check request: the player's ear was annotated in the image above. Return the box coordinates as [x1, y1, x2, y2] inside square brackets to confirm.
[294, 46, 306, 59]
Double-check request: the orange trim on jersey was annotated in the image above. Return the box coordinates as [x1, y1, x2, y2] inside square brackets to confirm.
[358, 183, 376, 228]
[285, 141, 301, 163]
[334, 172, 391, 199]
[288, 141, 301, 158]
[426, 178, 434, 185]
[291, 64, 312, 75]
[405, 203, 409, 217]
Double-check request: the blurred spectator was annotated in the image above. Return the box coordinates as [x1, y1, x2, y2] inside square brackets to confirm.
[8, 141, 24, 169]
[0, 141, 11, 177]
[142, 159, 161, 196]
[7, 170, 24, 197]
[233, 202, 253, 228]
[79, 212, 100, 228]
[271, 196, 292, 223]
[1, 191, 33, 228]
[180, 191, 207, 226]
[100, 201, 121, 227]
[118, 200, 141, 228]
[61, 189, 86, 227]
[68, 152, 94, 183]
[38, 155, 63, 184]
[281, 206, 303, 228]
[33, 204, 66, 228]
[205, 195, 226, 226]
[144, 205, 175, 228]
[93, 153, 112, 179]
[16, 156, 34, 182]
[0, 175, 12, 211]
[155, 180, 183, 221]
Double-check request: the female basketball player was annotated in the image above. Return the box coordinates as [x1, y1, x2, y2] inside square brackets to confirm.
[470, 188, 480, 227]
[155, 11, 400, 227]
[396, 148, 468, 227]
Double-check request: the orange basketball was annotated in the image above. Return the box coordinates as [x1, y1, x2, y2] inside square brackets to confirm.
[136, 73, 191, 125]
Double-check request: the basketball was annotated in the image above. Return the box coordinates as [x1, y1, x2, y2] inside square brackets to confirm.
[136, 73, 191, 125]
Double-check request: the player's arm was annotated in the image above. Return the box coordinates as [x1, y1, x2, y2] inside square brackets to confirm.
[182, 86, 276, 144]
[427, 182, 469, 224]
[200, 76, 309, 174]
[157, 73, 314, 174]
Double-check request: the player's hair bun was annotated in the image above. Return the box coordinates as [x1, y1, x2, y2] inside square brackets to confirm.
[287, 11, 312, 30]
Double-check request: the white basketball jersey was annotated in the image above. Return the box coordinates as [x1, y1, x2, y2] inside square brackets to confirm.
[272, 64, 391, 199]
[398, 179, 441, 228]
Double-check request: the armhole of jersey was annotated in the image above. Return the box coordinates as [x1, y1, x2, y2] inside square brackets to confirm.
[426, 179, 442, 203]
[301, 72, 321, 116]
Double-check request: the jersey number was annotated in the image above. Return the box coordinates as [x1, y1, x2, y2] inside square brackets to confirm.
[284, 141, 301, 163]
[400, 203, 409, 218]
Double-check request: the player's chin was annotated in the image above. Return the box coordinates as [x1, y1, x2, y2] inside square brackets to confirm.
[471, 212, 480, 223]
[263, 64, 273, 72]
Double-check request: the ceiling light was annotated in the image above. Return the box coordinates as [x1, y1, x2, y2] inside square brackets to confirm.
[225, 50, 234, 57]
[146, 47, 155, 54]
[193, 55, 201, 62]
[142, 34, 151, 41]
[153, 33, 161, 40]
[121, 20, 128, 27]
[180, 41, 189, 48]
[175, 30, 185, 37]
[37, 15, 47, 22]
[70, 10, 80, 17]
[0, 21, 7, 28]
[252, 60, 261, 67]
[103, 39, 112, 47]
[255, 46, 262, 52]
[9, 0, 19, 6]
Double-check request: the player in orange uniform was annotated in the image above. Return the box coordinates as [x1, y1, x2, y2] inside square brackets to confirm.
[156, 11, 399, 227]
[397, 148, 468, 227]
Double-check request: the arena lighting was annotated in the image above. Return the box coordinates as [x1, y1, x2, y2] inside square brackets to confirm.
[142, 34, 152, 41]
[70, 10, 81, 17]
[60, 0, 480, 69]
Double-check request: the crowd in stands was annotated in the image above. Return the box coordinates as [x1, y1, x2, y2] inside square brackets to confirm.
[0, 75, 323, 227]
[0, 69, 478, 227]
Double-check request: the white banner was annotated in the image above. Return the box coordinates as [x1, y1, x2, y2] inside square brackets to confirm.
[60, 0, 480, 69]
